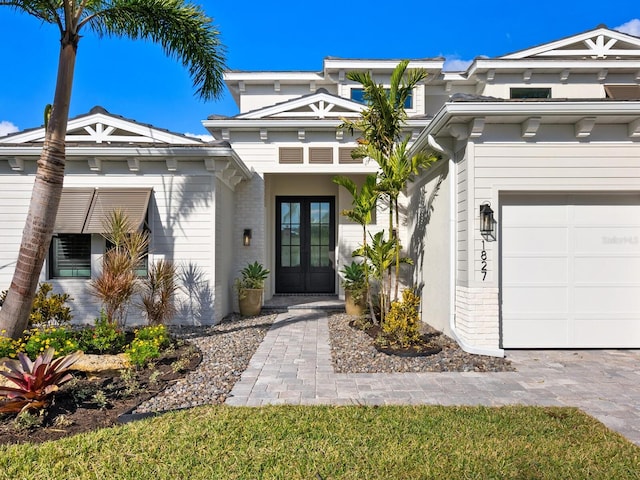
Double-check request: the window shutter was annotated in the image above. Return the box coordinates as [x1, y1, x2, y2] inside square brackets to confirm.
[338, 147, 361, 164]
[279, 147, 303, 164]
[309, 148, 333, 164]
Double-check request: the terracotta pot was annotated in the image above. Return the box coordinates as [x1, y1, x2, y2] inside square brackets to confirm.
[239, 288, 263, 316]
[345, 290, 365, 316]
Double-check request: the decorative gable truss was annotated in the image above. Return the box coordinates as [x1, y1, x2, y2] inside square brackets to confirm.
[0, 107, 252, 188]
[501, 27, 640, 60]
[0, 107, 203, 146]
[236, 91, 365, 120]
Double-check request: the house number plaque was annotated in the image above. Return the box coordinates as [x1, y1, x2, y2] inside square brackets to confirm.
[480, 240, 487, 281]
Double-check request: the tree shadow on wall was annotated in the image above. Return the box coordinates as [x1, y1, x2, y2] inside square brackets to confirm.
[176, 262, 214, 326]
[408, 172, 445, 294]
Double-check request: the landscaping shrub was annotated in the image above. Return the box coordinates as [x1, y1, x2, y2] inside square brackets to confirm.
[0, 332, 15, 359]
[78, 311, 126, 354]
[17, 327, 80, 360]
[0, 283, 72, 327]
[125, 325, 170, 367]
[380, 289, 421, 347]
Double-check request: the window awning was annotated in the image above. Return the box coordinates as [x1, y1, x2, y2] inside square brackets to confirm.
[54, 188, 95, 234]
[54, 187, 152, 234]
[605, 85, 640, 100]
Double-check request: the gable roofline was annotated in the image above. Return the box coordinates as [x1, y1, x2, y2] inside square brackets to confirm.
[231, 89, 365, 120]
[500, 25, 640, 59]
[0, 106, 204, 146]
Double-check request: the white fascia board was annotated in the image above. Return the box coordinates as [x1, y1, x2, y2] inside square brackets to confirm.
[224, 71, 324, 82]
[203, 118, 431, 130]
[323, 58, 444, 71]
[467, 59, 640, 76]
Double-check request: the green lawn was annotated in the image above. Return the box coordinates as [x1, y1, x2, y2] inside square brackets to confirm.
[0, 405, 638, 479]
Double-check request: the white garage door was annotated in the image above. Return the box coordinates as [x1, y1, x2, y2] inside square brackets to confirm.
[501, 194, 640, 348]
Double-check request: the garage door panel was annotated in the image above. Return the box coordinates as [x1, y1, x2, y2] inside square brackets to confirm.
[501, 194, 640, 348]
[573, 204, 640, 224]
[574, 256, 640, 283]
[502, 318, 569, 348]
[574, 285, 640, 312]
[502, 285, 568, 314]
[502, 257, 568, 283]
[574, 226, 640, 253]
[572, 319, 640, 348]
[501, 227, 568, 255]
[501, 204, 568, 225]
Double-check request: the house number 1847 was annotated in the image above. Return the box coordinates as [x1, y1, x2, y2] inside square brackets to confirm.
[480, 240, 487, 281]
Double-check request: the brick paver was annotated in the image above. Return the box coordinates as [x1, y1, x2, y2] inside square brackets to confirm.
[226, 309, 640, 446]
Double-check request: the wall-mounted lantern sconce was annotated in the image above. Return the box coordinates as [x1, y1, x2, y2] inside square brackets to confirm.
[479, 202, 495, 239]
[243, 229, 252, 247]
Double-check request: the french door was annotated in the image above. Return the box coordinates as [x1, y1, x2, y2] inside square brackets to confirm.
[276, 196, 335, 293]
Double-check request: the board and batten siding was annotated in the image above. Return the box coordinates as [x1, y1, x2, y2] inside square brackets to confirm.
[0, 165, 218, 326]
[214, 177, 235, 322]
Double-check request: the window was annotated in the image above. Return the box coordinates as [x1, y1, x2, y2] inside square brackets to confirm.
[105, 238, 149, 277]
[510, 88, 551, 99]
[49, 234, 91, 278]
[350, 88, 413, 108]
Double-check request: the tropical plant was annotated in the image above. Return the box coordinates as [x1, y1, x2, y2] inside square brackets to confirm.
[339, 261, 368, 307]
[366, 139, 437, 299]
[78, 311, 126, 354]
[0, 347, 82, 414]
[0, 283, 72, 327]
[0, 0, 226, 339]
[89, 210, 149, 326]
[333, 174, 379, 320]
[235, 261, 270, 295]
[125, 325, 170, 367]
[339, 61, 437, 304]
[357, 231, 413, 319]
[140, 259, 179, 325]
[380, 289, 421, 348]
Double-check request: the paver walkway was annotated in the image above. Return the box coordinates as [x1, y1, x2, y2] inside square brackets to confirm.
[226, 309, 640, 446]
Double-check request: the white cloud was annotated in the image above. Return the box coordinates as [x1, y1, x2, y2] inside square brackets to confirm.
[614, 19, 640, 37]
[184, 132, 214, 142]
[443, 58, 473, 72]
[0, 120, 19, 137]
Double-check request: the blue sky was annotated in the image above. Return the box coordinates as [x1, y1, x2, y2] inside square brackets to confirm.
[1, 1, 639, 139]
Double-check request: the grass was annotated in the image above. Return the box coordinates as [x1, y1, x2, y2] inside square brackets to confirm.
[0, 405, 638, 479]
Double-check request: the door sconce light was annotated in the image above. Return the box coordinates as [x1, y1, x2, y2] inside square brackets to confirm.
[479, 202, 495, 239]
[243, 229, 252, 246]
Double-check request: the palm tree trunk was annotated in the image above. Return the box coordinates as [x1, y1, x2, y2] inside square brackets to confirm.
[362, 226, 377, 324]
[0, 35, 77, 339]
[394, 196, 400, 301]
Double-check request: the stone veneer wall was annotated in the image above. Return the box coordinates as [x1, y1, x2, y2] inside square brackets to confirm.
[454, 286, 500, 349]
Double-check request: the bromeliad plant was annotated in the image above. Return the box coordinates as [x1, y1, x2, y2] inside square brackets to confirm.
[0, 347, 82, 414]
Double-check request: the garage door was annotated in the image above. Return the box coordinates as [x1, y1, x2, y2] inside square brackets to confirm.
[501, 193, 640, 348]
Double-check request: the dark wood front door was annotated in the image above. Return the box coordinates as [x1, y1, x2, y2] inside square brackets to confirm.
[276, 196, 335, 293]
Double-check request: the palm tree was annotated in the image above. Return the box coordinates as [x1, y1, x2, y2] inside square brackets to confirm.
[333, 173, 379, 321]
[0, 0, 226, 339]
[341, 60, 435, 302]
[366, 139, 437, 299]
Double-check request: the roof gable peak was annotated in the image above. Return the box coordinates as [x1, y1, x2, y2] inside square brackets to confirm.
[236, 90, 365, 120]
[501, 26, 640, 60]
[0, 106, 202, 146]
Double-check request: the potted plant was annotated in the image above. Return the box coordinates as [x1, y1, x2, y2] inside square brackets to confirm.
[236, 261, 270, 316]
[340, 261, 367, 316]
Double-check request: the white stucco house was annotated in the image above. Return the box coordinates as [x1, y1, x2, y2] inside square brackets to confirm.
[1, 25, 639, 356]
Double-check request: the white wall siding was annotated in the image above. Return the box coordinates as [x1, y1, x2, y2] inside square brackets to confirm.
[214, 177, 235, 322]
[408, 162, 452, 335]
[0, 162, 218, 327]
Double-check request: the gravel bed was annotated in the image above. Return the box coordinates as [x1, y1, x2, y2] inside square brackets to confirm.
[328, 312, 515, 373]
[134, 312, 277, 413]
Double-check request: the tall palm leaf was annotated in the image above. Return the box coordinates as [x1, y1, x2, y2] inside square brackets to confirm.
[0, 0, 226, 338]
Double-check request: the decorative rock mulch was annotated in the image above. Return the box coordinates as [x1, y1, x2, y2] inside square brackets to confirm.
[328, 312, 515, 373]
[134, 313, 277, 413]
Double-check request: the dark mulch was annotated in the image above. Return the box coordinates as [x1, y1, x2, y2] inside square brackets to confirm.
[359, 322, 443, 357]
[0, 340, 201, 446]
